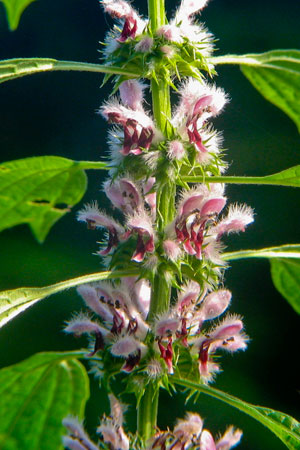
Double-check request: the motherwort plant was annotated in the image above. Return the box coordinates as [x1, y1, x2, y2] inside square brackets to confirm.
[0, 0, 299, 449]
[63, 0, 254, 448]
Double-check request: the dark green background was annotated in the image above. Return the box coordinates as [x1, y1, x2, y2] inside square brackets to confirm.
[0, 0, 299, 448]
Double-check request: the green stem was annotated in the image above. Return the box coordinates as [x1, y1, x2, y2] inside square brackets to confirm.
[148, 0, 166, 33]
[77, 161, 109, 170]
[0, 58, 137, 85]
[182, 174, 299, 188]
[137, 0, 171, 444]
[137, 383, 159, 443]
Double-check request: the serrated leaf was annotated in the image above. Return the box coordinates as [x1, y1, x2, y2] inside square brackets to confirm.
[0, 58, 137, 84]
[212, 50, 300, 132]
[270, 259, 300, 314]
[0, 0, 35, 30]
[172, 377, 300, 450]
[0, 156, 87, 242]
[0, 351, 89, 450]
[0, 268, 139, 329]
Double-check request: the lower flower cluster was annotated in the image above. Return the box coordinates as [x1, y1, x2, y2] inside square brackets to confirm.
[62, 396, 242, 450]
[65, 276, 248, 384]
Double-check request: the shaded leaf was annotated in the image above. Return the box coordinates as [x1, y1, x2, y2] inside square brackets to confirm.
[0, 58, 137, 84]
[0, 156, 87, 242]
[224, 245, 300, 313]
[0, 268, 139, 328]
[172, 377, 300, 450]
[0, 351, 89, 450]
[270, 259, 300, 314]
[0, 0, 35, 30]
[212, 50, 300, 132]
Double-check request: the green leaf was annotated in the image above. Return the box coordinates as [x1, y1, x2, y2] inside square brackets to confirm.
[172, 377, 300, 450]
[0, 268, 139, 328]
[0, 58, 137, 84]
[0, 351, 89, 450]
[223, 244, 300, 261]
[182, 165, 300, 187]
[270, 259, 300, 314]
[0, 156, 88, 242]
[0, 0, 35, 30]
[211, 50, 300, 132]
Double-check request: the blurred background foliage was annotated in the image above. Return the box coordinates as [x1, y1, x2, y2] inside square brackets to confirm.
[0, 0, 299, 448]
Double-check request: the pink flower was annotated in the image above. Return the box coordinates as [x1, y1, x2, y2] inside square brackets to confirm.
[101, 0, 145, 42]
[216, 426, 243, 450]
[143, 176, 157, 217]
[194, 315, 248, 381]
[63, 417, 99, 450]
[163, 239, 182, 261]
[167, 140, 186, 160]
[196, 289, 232, 325]
[125, 209, 155, 262]
[97, 394, 129, 450]
[212, 204, 254, 238]
[173, 80, 227, 154]
[135, 36, 154, 52]
[157, 24, 183, 43]
[177, 0, 210, 17]
[173, 413, 203, 445]
[154, 312, 180, 337]
[110, 335, 147, 372]
[77, 202, 123, 255]
[103, 177, 142, 214]
[175, 281, 201, 314]
[175, 184, 226, 259]
[158, 337, 174, 374]
[101, 99, 155, 155]
[119, 80, 146, 111]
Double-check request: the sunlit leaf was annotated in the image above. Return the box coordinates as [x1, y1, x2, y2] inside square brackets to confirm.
[0, 268, 139, 328]
[212, 50, 300, 132]
[0, 58, 137, 84]
[0, 156, 87, 242]
[172, 377, 300, 450]
[0, 0, 35, 30]
[270, 259, 300, 314]
[0, 351, 88, 450]
[183, 165, 300, 187]
[223, 244, 300, 261]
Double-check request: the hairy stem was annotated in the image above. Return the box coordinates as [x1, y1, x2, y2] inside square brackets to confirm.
[137, 0, 172, 444]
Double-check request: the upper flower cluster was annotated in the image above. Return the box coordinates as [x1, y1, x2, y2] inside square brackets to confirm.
[100, 0, 214, 82]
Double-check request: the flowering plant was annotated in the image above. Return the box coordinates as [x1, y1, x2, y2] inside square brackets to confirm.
[0, 0, 300, 449]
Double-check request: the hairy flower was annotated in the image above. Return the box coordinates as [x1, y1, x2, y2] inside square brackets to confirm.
[103, 177, 143, 214]
[151, 413, 242, 450]
[101, 98, 155, 155]
[62, 417, 99, 450]
[174, 184, 226, 259]
[101, 0, 146, 42]
[119, 80, 147, 111]
[193, 315, 248, 382]
[77, 202, 123, 255]
[125, 209, 155, 262]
